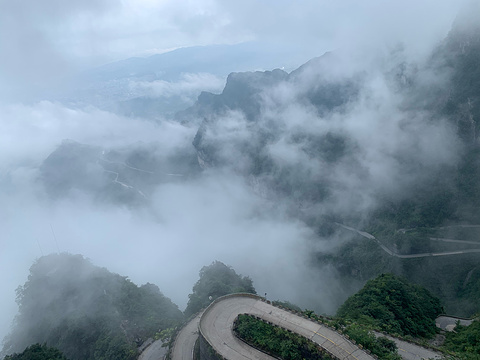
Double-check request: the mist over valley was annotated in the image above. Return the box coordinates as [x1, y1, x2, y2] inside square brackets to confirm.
[1, 1, 480, 359]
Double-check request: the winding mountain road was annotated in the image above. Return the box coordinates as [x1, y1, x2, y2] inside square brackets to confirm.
[171, 311, 203, 360]
[336, 223, 480, 258]
[198, 294, 374, 360]
[172, 294, 374, 360]
[436, 315, 474, 331]
[167, 294, 443, 360]
[139, 340, 167, 360]
[164, 222, 479, 360]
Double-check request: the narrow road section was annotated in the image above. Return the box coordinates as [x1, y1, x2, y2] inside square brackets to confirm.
[373, 332, 442, 360]
[169, 294, 446, 360]
[336, 223, 480, 258]
[171, 311, 203, 360]
[436, 315, 474, 331]
[199, 294, 375, 360]
[139, 340, 167, 360]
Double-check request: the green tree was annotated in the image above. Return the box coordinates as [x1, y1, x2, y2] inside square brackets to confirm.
[337, 273, 443, 337]
[2, 254, 183, 360]
[443, 320, 480, 357]
[4, 343, 68, 360]
[234, 314, 334, 360]
[184, 261, 255, 317]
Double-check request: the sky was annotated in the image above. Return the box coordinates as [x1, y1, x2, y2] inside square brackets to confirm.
[0, 0, 471, 350]
[0, 0, 462, 100]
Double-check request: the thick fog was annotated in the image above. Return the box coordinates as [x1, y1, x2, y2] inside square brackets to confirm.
[0, 102, 336, 337]
[0, 0, 460, 101]
[0, 0, 471, 345]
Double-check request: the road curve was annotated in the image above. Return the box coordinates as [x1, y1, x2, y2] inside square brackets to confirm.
[436, 315, 474, 331]
[139, 339, 167, 360]
[198, 294, 375, 360]
[171, 311, 203, 360]
[336, 223, 480, 258]
[372, 332, 442, 360]
[169, 294, 446, 360]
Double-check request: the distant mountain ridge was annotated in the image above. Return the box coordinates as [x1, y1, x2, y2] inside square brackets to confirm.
[37, 9, 480, 317]
[87, 42, 297, 82]
[58, 42, 313, 118]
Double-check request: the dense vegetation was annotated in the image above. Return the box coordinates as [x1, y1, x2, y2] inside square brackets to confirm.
[182, 4, 480, 319]
[4, 344, 68, 360]
[320, 226, 480, 317]
[443, 320, 480, 359]
[184, 261, 256, 317]
[233, 314, 334, 360]
[337, 273, 443, 337]
[1, 254, 183, 360]
[341, 324, 401, 360]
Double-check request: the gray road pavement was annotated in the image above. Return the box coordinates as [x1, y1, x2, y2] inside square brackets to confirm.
[337, 223, 480, 258]
[169, 294, 448, 360]
[436, 316, 474, 331]
[171, 311, 203, 360]
[373, 332, 442, 360]
[139, 340, 167, 360]
[199, 294, 375, 360]
[430, 237, 480, 245]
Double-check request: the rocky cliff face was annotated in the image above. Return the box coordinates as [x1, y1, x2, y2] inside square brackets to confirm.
[432, 2, 480, 143]
[177, 10, 480, 225]
[176, 68, 289, 125]
[185, 52, 361, 187]
[39, 6, 480, 219]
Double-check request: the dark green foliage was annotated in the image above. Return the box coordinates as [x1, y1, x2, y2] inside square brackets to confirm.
[3, 344, 68, 360]
[184, 261, 255, 317]
[443, 320, 480, 358]
[2, 254, 183, 360]
[233, 314, 333, 360]
[321, 228, 480, 317]
[342, 324, 401, 360]
[337, 273, 443, 337]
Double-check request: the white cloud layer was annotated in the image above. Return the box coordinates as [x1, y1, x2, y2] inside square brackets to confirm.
[0, 0, 465, 100]
[0, 0, 473, 348]
[0, 102, 336, 342]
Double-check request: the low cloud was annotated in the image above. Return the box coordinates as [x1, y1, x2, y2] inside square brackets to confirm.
[0, 101, 332, 342]
[0, 0, 472, 347]
[0, 101, 193, 168]
[129, 72, 225, 102]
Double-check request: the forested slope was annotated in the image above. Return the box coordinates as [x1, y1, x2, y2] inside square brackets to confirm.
[1, 254, 183, 360]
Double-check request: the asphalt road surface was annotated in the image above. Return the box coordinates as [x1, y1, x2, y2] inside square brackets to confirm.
[167, 294, 449, 360]
[436, 315, 474, 331]
[171, 311, 203, 360]
[199, 294, 375, 360]
[139, 340, 167, 360]
[373, 332, 442, 360]
[336, 223, 480, 258]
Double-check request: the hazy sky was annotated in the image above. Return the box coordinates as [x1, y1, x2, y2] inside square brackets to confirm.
[0, 0, 471, 349]
[0, 0, 462, 100]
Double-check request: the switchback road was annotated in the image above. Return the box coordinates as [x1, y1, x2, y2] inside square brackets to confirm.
[372, 332, 442, 360]
[436, 315, 474, 331]
[336, 223, 480, 258]
[167, 294, 447, 360]
[138, 339, 167, 360]
[171, 311, 203, 360]
[172, 294, 375, 360]
[199, 294, 375, 360]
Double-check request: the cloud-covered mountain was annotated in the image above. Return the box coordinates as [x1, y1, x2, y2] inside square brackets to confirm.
[40, 139, 200, 205]
[3, 4, 480, 346]
[56, 42, 308, 119]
